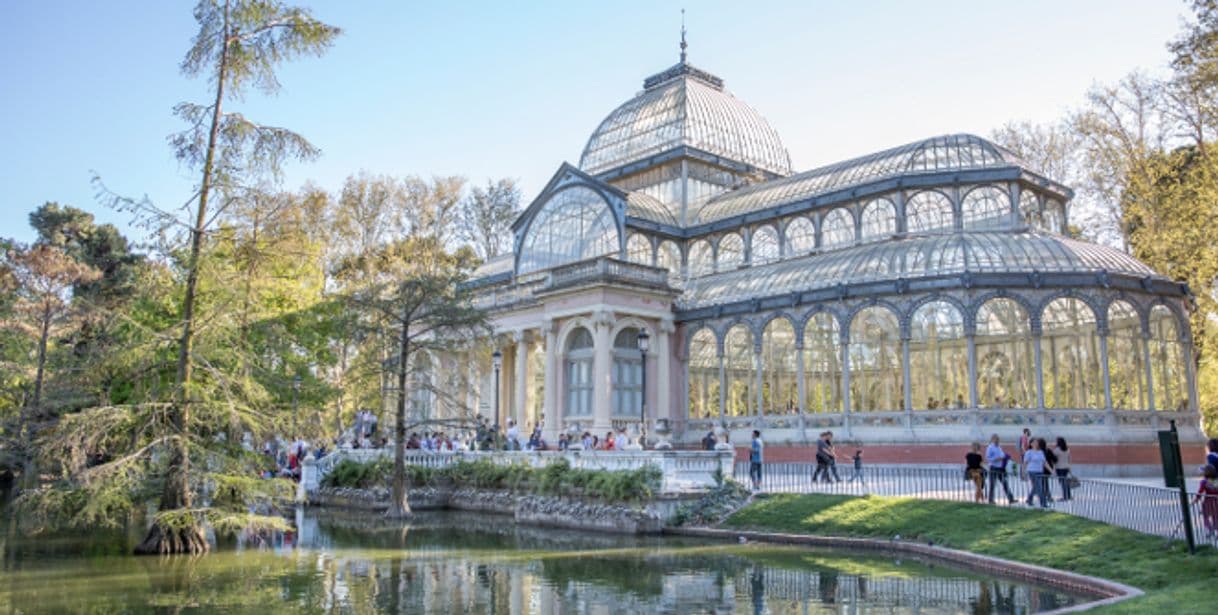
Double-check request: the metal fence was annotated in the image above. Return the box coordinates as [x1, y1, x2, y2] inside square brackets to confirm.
[734, 461, 1218, 548]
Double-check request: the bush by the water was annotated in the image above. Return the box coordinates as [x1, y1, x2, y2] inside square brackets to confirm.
[668, 479, 752, 526]
[321, 457, 661, 502]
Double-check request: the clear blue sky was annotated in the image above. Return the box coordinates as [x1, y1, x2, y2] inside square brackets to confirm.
[0, 1, 1188, 245]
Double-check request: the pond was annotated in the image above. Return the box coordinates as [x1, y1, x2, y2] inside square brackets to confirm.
[0, 508, 1089, 613]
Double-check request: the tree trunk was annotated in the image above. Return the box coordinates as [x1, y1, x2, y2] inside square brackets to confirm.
[385, 313, 412, 518]
[136, 0, 230, 556]
[18, 303, 52, 490]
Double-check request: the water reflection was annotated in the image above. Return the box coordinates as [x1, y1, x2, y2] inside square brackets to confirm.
[0, 508, 1084, 614]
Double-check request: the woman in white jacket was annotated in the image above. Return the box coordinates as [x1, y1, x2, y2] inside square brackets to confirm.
[1053, 437, 1073, 501]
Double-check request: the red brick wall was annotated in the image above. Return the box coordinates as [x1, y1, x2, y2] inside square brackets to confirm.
[725, 443, 1207, 466]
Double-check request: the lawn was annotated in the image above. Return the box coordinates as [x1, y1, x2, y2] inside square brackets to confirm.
[723, 493, 1217, 613]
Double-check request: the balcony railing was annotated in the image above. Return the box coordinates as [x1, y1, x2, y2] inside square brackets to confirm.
[471, 257, 673, 310]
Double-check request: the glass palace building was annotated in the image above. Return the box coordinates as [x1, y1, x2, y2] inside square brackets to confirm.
[457, 55, 1203, 455]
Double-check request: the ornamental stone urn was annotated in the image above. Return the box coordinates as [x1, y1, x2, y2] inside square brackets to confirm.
[713, 423, 733, 451]
[652, 418, 673, 450]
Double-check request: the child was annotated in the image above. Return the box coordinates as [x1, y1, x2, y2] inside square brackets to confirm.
[1193, 465, 1218, 537]
[847, 448, 865, 484]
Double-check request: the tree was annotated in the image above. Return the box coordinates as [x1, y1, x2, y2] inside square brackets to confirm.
[0, 244, 101, 487]
[348, 237, 488, 518]
[84, 0, 339, 555]
[459, 178, 521, 261]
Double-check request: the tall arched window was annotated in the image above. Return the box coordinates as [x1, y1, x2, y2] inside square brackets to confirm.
[564, 327, 594, 417]
[975, 298, 1035, 408]
[848, 307, 902, 411]
[1149, 306, 1187, 411]
[1019, 190, 1041, 229]
[724, 324, 755, 416]
[804, 313, 842, 413]
[688, 240, 713, 277]
[1041, 298, 1103, 409]
[751, 225, 780, 265]
[909, 301, 968, 409]
[687, 328, 720, 419]
[785, 217, 816, 255]
[906, 190, 954, 233]
[820, 208, 855, 249]
[1107, 301, 1146, 410]
[612, 328, 642, 417]
[761, 317, 798, 414]
[657, 240, 681, 284]
[961, 185, 1009, 230]
[717, 233, 744, 271]
[1043, 200, 1065, 234]
[626, 233, 652, 265]
[518, 186, 619, 274]
[409, 352, 435, 420]
[860, 198, 897, 241]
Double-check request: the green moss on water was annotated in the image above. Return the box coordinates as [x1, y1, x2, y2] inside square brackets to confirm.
[723, 493, 1218, 613]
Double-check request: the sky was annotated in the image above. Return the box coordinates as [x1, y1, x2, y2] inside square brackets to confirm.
[0, 1, 1191, 246]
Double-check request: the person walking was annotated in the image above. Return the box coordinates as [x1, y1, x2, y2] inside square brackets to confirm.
[1039, 437, 1057, 502]
[966, 443, 986, 503]
[846, 448, 865, 484]
[1053, 437, 1073, 501]
[985, 434, 1015, 504]
[812, 432, 831, 483]
[824, 431, 842, 482]
[1193, 464, 1218, 538]
[1205, 438, 1218, 472]
[1023, 439, 1050, 508]
[749, 430, 764, 491]
[1018, 428, 1032, 480]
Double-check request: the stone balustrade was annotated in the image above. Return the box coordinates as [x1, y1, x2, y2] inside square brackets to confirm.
[300, 448, 733, 501]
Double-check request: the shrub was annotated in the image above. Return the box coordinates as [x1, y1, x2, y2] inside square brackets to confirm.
[321, 458, 392, 489]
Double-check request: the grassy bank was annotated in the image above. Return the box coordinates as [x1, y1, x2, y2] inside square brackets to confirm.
[724, 494, 1217, 613]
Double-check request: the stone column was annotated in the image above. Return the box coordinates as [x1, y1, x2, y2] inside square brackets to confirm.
[1099, 329, 1114, 429]
[795, 340, 807, 439]
[717, 353, 726, 419]
[514, 330, 528, 429]
[1142, 331, 1158, 427]
[1186, 336, 1200, 413]
[901, 334, 912, 431]
[542, 319, 558, 442]
[754, 345, 764, 418]
[657, 319, 674, 423]
[840, 328, 852, 434]
[592, 310, 614, 433]
[1033, 328, 1046, 411]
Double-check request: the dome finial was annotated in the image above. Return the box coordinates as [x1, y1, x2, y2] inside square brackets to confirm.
[679, 8, 687, 63]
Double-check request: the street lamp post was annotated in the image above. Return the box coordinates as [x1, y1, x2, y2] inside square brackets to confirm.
[291, 374, 302, 439]
[637, 329, 650, 447]
[491, 350, 503, 436]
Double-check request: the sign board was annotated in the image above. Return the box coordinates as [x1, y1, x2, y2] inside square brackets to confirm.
[1158, 428, 1183, 489]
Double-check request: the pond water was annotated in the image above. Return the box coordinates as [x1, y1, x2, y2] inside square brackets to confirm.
[0, 508, 1088, 614]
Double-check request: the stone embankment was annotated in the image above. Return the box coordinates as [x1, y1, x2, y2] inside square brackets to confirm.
[308, 484, 694, 534]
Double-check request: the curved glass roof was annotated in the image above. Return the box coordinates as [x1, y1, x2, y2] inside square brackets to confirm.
[517, 186, 620, 275]
[677, 231, 1156, 309]
[694, 134, 1029, 225]
[579, 63, 792, 177]
[626, 191, 678, 226]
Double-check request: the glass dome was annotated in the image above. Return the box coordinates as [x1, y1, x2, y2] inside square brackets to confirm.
[678, 231, 1156, 309]
[578, 63, 792, 177]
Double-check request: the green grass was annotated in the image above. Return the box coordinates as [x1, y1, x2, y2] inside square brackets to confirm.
[724, 494, 1218, 613]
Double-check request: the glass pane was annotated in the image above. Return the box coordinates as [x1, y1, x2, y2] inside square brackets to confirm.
[906, 190, 954, 233]
[909, 301, 967, 409]
[518, 186, 619, 274]
[848, 307, 902, 411]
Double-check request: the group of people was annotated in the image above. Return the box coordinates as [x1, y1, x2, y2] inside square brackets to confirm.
[260, 438, 322, 481]
[966, 429, 1073, 507]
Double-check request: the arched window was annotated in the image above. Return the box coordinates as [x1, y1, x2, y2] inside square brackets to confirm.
[1107, 301, 1146, 410]
[785, 217, 816, 255]
[1041, 298, 1103, 409]
[975, 298, 1035, 409]
[761, 317, 798, 414]
[1019, 189, 1041, 229]
[820, 207, 855, 249]
[657, 240, 681, 285]
[409, 352, 435, 420]
[612, 328, 643, 417]
[688, 239, 713, 277]
[909, 301, 967, 410]
[687, 328, 720, 419]
[724, 324, 755, 416]
[626, 233, 652, 265]
[848, 307, 902, 411]
[804, 313, 842, 413]
[961, 185, 1009, 230]
[1149, 306, 1187, 411]
[518, 186, 619, 274]
[717, 233, 744, 271]
[564, 327, 594, 417]
[860, 198, 897, 241]
[906, 190, 954, 233]
[1043, 200, 1065, 234]
[751, 225, 780, 265]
